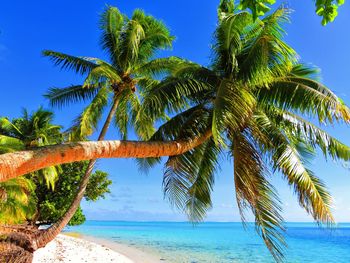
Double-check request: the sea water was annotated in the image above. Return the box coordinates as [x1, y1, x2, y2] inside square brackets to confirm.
[68, 221, 350, 262]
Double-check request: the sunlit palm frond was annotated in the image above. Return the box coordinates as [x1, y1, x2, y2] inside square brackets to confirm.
[143, 77, 210, 119]
[99, 6, 125, 65]
[69, 86, 110, 140]
[135, 56, 186, 78]
[257, 76, 350, 123]
[39, 166, 60, 190]
[213, 11, 253, 74]
[83, 62, 122, 87]
[251, 112, 334, 225]
[264, 106, 350, 162]
[212, 80, 255, 145]
[0, 117, 24, 138]
[163, 137, 219, 220]
[129, 92, 155, 140]
[137, 14, 174, 62]
[42, 50, 97, 75]
[232, 133, 285, 262]
[0, 177, 36, 224]
[113, 89, 131, 140]
[0, 135, 25, 154]
[238, 8, 296, 86]
[117, 10, 146, 70]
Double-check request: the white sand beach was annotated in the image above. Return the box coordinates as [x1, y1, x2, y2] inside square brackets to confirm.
[33, 234, 164, 263]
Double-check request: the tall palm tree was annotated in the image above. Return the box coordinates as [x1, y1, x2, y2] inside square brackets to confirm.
[139, 2, 350, 261]
[35, 5, 175, 249]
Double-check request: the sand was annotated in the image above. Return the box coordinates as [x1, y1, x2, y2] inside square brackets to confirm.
[33, 233, 164, 263]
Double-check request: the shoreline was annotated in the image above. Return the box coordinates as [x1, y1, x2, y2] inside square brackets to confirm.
[33, 233, 164, 263]
[80, 234, 165, 263]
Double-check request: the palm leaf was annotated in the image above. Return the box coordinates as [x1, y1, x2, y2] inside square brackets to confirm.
[99, 6, 125, 65]
[69, 86, 110, 140]
[251, 111, 334, 224]
[233, 133, 285, 261]
[257, 76, 350, 123]
[45, 85, 101, 108]
[43, 50, 97, 75]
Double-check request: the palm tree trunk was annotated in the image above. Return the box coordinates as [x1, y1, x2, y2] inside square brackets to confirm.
[33, 97, 120, 249]
[0, 130, 212, 183]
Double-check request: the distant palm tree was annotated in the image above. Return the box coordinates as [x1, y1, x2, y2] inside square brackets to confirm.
[36, 5, 175, 249]
[0, 108, 62, 228]
[0, 108, 62, 189]
[0, 177, 36, 224]
[141, 3, 350, 261]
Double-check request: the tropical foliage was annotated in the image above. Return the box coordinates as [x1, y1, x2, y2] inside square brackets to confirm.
[235, 0, 344, 25]
[31, 5, 176, 248]
[141, 3, 350, 261]
[0, 108, 62, 189]
[43, 6, 175, 141]
[0, 109, 111, 226]
[0, 177, 36, 224]
[0, 2, 348, 263]
[35, 162, 111, 226]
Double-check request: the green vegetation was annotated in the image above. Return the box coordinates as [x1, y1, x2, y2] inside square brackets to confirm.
[141, 5, 350, 261]
[0, 108, 62, 189]
[233, 0, 345, 25]
[0, 178, 36, 224]
[43, 6, 175, 141]
[0, 109, 111, 226]
[35, 162, 111, 226]
[0, 2, 349, 262]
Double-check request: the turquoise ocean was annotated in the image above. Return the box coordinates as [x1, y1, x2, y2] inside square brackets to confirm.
[68, 221, 350, 263]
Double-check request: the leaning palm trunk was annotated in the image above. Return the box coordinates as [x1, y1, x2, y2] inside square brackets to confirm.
[0, 131, 212, 183]
[0, 130, 211, 262]
[33, 97, 120, 249]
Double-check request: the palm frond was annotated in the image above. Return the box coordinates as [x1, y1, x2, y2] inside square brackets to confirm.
[238, 8, 296, 86]
[233, 133, 285, 261]
[43, 50, 97, 75]
[143, 76, 210, 119]
[163, 137, 219, 222]
[257, 76, 350, 123]
[251, 111, 334, 225]
[113, 89, 132, 140]
[213, 11, 253, 75]
[265, 106, 350, 162]
[129, 91, 155, 140]
[69, 86, 110, 140]
[136, 56, 186, 78]
[99, 6, 125, 65]
[0, 135, 25, 154]
[137, 13, 174, 62]
[212, 80, 255, 145]
[0, 177, 36, 224]
[45, 85, 101, 108]
[117, 11, 146, 70]
[83, 62, 122, 87]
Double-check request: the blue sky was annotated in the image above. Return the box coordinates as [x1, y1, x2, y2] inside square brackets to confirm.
[1, 0, 350, 222]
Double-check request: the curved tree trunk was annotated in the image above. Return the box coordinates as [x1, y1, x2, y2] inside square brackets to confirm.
[0, 130, 212, 183]
[33, 97, 120, 249]
[0, 130, 211, 260]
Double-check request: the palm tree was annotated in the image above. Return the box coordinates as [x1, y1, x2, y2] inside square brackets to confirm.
[139, 2, 350, 261]
[0, 127, 211, 263]
[0, 108, 62, 189]
[0, 177, 36, 225]
[34, 5, 175, 250]
[0, 108, 61, 228]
